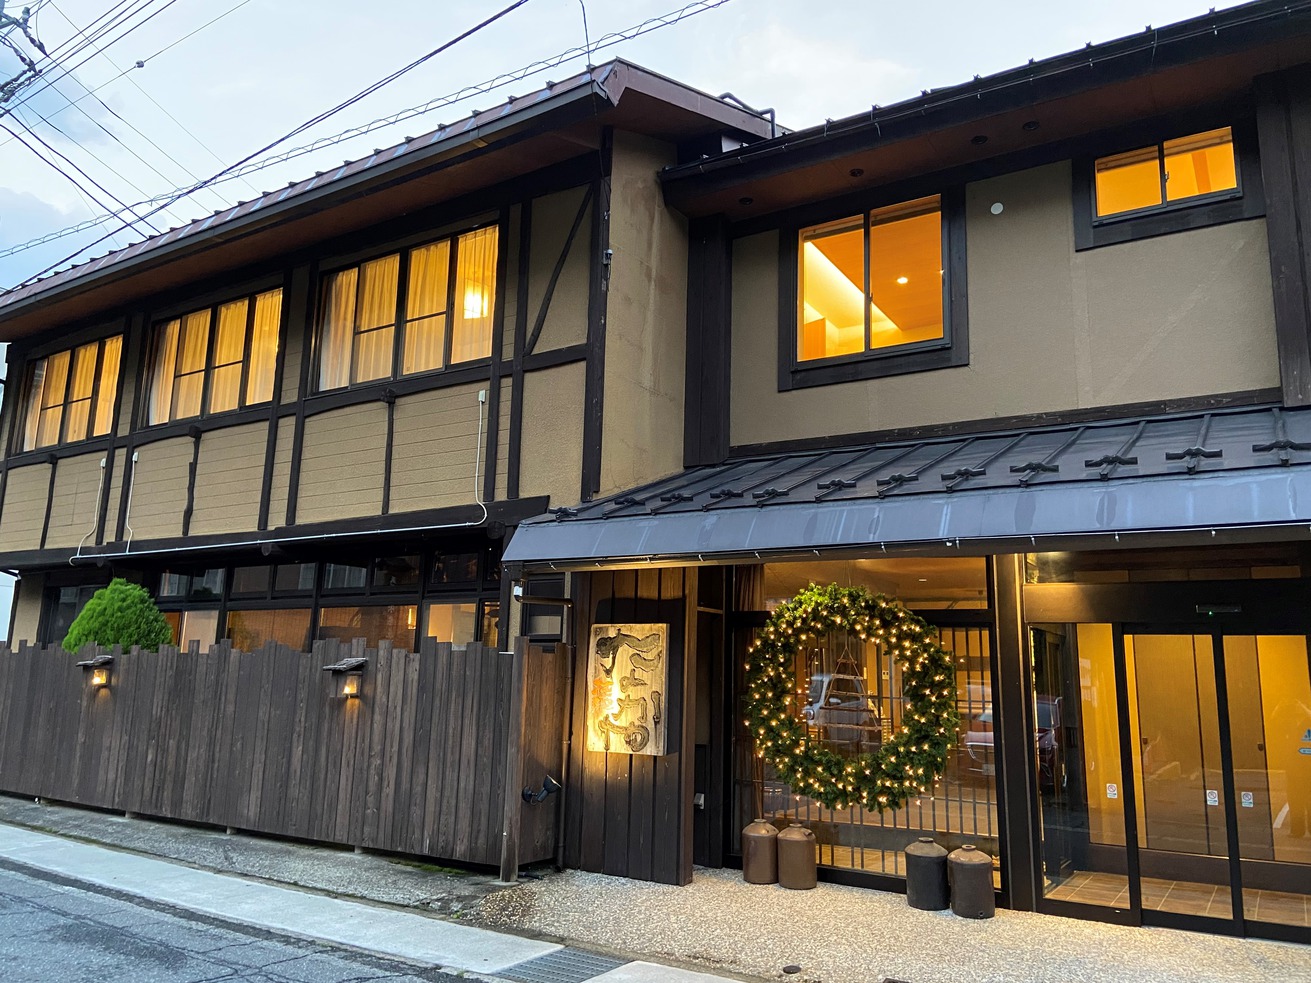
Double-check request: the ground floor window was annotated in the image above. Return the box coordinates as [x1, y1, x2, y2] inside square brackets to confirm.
[732, 557, 998, 884]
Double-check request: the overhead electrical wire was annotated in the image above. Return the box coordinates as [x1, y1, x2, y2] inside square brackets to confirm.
[0, 0, 737, 264]
[10, 0, 538, 289]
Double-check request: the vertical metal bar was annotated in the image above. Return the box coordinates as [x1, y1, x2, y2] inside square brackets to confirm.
[1211, 633, 1247, 931]
[1112, 624, 1143, 922]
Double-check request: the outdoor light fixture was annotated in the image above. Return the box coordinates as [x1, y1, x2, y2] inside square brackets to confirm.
[321, 656, 368, 700]
[521, 775, 562, 804]
[76, 654, 114, 691]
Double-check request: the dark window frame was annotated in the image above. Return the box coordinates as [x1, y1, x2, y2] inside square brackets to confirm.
[1072, 118, 1264, 251]
[777, 186, 968, 392]
[142, 286, 282, 427]
[311, 220, 499, 395]
[11, 334, 124, 454]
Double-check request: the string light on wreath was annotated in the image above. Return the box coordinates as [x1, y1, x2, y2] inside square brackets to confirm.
[743, 583, 959, 813]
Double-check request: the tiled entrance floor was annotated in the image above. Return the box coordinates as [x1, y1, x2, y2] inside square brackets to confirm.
[1046, 870, 1311, 926]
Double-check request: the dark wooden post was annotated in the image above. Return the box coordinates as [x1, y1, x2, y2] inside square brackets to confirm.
[498, 637, 529, 882]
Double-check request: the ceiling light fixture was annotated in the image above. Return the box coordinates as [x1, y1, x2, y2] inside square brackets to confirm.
[896, 276, 909, 285]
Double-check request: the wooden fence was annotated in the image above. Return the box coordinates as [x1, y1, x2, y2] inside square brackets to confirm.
[0, 637, 567, 870]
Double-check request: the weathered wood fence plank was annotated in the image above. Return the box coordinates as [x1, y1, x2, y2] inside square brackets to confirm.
[0, 639, 562, 868]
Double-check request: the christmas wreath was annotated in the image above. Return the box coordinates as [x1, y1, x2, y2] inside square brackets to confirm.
[744, 583, 959, 812]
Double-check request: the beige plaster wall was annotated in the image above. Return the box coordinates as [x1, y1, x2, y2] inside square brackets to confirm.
[519, 361, 586, 506]
[266, 416, 295, 528]
[601, 132, 687, 495]
[0, 463, 51, 551]
[389, 382, 506, 513]
[44, 452, 109, 549]
[527, 186, 592, 353]
[296, 403, 385, 523]
[729, 161, 1279, 446]
[127, 436, 192, 540]
[9, 571, 44, 646]
[189, 422, 267, 536]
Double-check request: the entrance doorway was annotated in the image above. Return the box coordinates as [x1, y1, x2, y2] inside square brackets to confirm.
[1126, 632, 1310, 933]
[1029, 613, 1311, 941]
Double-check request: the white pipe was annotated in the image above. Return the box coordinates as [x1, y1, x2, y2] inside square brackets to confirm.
[70, 457, 107, 564]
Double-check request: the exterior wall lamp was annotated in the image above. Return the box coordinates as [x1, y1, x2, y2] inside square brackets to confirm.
[321, 656, 367, 699]
[76, 654, 114, 690]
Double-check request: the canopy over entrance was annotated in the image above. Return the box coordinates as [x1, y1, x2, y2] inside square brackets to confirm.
[504, 405, 1311, 568]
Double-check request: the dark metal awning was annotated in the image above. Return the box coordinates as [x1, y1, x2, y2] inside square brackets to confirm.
[503, 405, 1311, 568]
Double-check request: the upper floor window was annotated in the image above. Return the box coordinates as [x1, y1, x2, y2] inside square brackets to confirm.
[1094, 127, 1238, 219]
[783, 190, 967, 390]
[315, 225, 497, 392]
[17, 335, 122, 451]
[799, 196, 944, 362]
[146, 288, 281, 425]
[1073, 121, 1262, 251]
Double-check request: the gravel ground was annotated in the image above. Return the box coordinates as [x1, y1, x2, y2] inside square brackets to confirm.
[472, 867, 1311, 983]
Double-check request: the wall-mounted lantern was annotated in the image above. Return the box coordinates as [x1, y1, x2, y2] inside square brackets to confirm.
[321, 656, 367, 699]
[521, 775, 562, 804]
[76, 654, 114, 690]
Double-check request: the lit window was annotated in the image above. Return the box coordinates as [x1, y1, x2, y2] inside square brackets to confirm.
[1094, 127, 1238, 219]
[145, 288, 281, 425]
[424, 600, 479, 648]
[316, 226, 497, 392]
[17, 335, 122, 451]
[798, 196, 944, 362]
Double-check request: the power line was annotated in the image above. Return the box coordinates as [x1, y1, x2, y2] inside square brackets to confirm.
[10, 0, 537, 289]
[0, 0, 737, 263]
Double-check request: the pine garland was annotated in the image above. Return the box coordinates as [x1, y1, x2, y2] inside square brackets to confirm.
[744, 583, 959, 812]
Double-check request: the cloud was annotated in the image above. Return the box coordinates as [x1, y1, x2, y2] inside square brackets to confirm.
[0, 187, 96, 286]
[720, 20, 917, 129]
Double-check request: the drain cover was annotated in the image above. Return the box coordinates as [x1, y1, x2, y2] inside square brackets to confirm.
[501, 947, 628, 983]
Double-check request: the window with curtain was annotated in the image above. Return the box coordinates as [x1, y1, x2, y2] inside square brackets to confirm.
[146, 288, 282, 425]
[315, 225, 498, 392]
[16, 335, 122, 452]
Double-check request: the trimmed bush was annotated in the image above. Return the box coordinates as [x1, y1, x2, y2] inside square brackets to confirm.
[62, 578, 174, 652]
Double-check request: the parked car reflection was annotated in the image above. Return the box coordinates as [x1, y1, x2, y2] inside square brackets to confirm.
[803, 672, 882, 751]
[964, 697, 1064, 791]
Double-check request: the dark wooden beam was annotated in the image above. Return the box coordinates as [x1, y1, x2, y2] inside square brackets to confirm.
[1256, 67, 1311, 406]
[683, 216, 731, 467]
[580, 130, 614, 503]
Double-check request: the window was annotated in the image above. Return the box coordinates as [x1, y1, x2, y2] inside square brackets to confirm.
[226, 608, 311, 651]
[17, 335, 122, 451]
[424, 600, 479, 648]
[784, 190, 966, 390]
[1074, 122, 1263, 251]
[318, 604, 417, 648]
[1094, 127, 1238, 219]
[315, 226, 497, 391]
[146, 288, 281, 425]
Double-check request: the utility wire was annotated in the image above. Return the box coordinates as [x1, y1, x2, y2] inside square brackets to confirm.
[0, 0, 736, 263]
[10, 0, 536, 288]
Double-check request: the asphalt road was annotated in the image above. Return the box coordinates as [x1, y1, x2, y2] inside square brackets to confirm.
[0, 859, 462, 982]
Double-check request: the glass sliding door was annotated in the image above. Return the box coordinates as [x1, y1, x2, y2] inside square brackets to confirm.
[1125, 634, 1238, 926]
[1223, 636, 1311, 932]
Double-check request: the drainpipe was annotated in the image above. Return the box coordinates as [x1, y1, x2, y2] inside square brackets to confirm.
[512, 584, 575, 871]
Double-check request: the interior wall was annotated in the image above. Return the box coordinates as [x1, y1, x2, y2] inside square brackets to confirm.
[729, 161, 1280, 447]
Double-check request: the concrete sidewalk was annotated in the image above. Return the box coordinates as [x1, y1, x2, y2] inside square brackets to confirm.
[0, 822, 735, 983]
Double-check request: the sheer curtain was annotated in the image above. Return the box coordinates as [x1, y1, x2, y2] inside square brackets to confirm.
[451, 227, 497, 363]
[318, 268, 357, 391]
[245, 290, 282, 405]
[36, 350, 69, 447]
[62, 342, 97, 442]
[20, 358, 46, 451]
[353, 254, 399, 383]
[172, 310, 211, 420]
[94, 336, 122, 436]
[403, 240, 449, 374]
[208, 299, 247, 414]
[148, 320, 180, 425]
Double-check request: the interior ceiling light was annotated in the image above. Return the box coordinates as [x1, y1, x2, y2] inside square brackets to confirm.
[896, 276, 909, 285]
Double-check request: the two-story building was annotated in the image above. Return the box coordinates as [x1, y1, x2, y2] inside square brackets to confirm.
[3, 0, 1311, 948]
[503, 0, 1311, 945]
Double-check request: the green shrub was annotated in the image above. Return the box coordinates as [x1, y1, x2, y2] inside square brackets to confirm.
[62, 578, 174, 652]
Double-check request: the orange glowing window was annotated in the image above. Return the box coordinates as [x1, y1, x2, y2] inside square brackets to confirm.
[798, 196, 944, 362]
[1094, 127, 1237, 219]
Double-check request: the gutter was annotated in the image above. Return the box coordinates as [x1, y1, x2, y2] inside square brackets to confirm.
[660, 0, 1311, 192]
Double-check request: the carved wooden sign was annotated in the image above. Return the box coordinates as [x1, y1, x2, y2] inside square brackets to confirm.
[585, 623, 669, 755]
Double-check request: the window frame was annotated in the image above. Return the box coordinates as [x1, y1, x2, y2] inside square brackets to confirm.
[311, 221, 499, 394]
[11, 333, 124, 454]
[142, 287, 283, 427]
[778, 186, 968, 392]
[1072, 119, 1264, 251]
